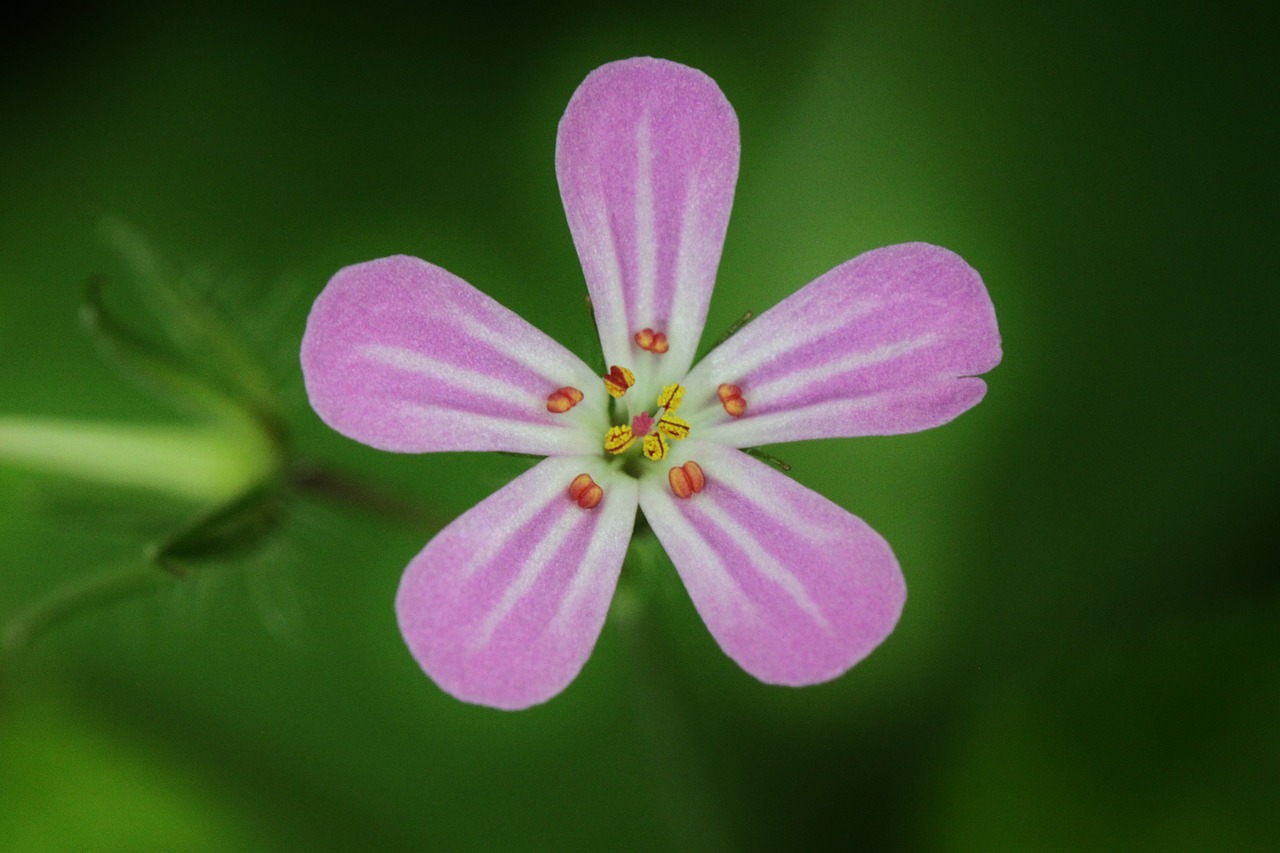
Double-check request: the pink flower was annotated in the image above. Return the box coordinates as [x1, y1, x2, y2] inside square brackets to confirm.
[301, 58, 1001, 709]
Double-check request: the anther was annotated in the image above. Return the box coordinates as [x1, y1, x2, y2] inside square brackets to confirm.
[546, 386, 584, 413]
[656, 383, 685, 413]
[643, 432, 669, 461]
[657, 412, 691, 441]
[682, 460, 705, 493]
[717, 383, 747, 417]
[568, 473, 603, 509]
[668, 461, 706, 499]
[604, 424, 635, 454]
[603, 365, 635, 398]
[635, 328, 669, 354]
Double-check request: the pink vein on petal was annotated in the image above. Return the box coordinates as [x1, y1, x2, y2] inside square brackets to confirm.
[556, 57, 740, 379]
[301, 255, 601, 455]
[396, 456, 638, 710]
[684, 242, 1002, 445]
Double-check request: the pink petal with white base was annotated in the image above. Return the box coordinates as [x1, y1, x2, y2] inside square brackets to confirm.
[639, 441, 905, 686]
[301, 255, 601, 455]
[684, 243, 1001, 447]
[557, 57, 739, 385]
[396, 455, 638, 709]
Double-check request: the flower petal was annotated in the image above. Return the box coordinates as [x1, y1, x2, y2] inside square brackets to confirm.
[639, 441, 905, 686]
[301, 255, 603, 455]
[396, 455, 638, 710]
[556, 57, 739, 388]
[683, 243, 1001, 446]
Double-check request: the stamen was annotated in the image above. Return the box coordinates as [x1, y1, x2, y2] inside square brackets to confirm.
[604, 424, 635, 454]
[668, 461, 706, 499]
[643, 432, 669, 461]
[634, 327, 670, 354]
[603, 365, 635, 398]
[657, 412, 691, 441]
[717, 383, 747, 417]
[682, 460, 706, 493]
[656, 383, 685, 413]
[546, 386, 584, 413]
[577, 482, 603, 509]
[567, 473, 603, 509]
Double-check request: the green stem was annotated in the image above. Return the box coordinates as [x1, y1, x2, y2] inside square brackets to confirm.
[613, 539, 734, 852]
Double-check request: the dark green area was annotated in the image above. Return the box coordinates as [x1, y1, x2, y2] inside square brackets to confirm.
[2, 2, 1274, 850]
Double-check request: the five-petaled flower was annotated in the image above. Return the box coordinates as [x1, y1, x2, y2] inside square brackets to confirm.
[301, 57, 1001, 709]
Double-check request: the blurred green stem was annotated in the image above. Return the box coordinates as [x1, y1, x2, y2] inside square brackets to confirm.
[0, 416, 280, 505]
[613, 537, 733, 853]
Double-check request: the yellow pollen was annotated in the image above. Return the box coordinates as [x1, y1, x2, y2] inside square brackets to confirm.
[657, 413, 691, 441]
[656, 383, 685, 413]
[603, 365, 635, 398]
[604, 424, 635, 454]
[642, 432, 669, 461]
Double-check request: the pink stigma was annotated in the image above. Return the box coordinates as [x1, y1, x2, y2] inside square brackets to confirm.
[631, 412, 654, 436]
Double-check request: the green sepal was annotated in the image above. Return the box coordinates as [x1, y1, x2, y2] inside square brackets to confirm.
[706, 309, 755, 353]
[81, 276, 247, 423]
[742, 446, 793, 473]
[146, 482, 287, 573]
[96, 218, 282, 429]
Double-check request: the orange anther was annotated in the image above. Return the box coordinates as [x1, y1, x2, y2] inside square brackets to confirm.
[717, 383, 746, 417]
[577, 483, 603, 509]
[635, 327, 670, 354]
[681, 460, 705, 494]
[669, 461, 706, 499]
[547, 386, 584, 413]
[668, 465, 692, 499]
[568, 473, 603, 509]
[568, 473, 594, 501]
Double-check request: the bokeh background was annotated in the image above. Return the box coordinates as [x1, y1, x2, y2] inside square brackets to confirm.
[1, 2, 1274, 850]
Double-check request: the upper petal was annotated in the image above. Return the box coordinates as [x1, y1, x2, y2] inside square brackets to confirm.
[301, 255, 603, 455]
[683, 243, 1002, 446]
[556, 57, 740, 391]
[639, 441, 905, 686]
[396, 455, 639, 710]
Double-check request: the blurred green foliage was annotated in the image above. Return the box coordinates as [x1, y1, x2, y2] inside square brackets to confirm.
[1, 2, 1274, 850]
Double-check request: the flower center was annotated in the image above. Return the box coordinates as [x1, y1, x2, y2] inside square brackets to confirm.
[545, 328, 747, 506]
[598, 371, 691, 463]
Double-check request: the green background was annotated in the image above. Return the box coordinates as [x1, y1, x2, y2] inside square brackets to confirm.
[2, 2, 1274, 850]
